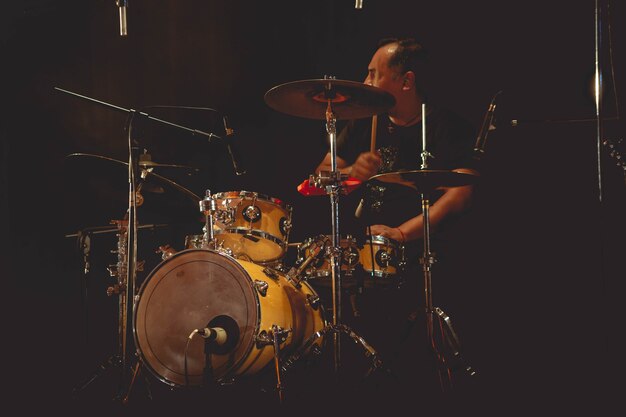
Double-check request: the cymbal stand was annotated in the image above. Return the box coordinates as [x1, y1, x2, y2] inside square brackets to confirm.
[298, 83, 382, 377]
[418, 104, 475, 392]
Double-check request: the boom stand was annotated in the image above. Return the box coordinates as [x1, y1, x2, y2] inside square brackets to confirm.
[56, 87, 223, 403]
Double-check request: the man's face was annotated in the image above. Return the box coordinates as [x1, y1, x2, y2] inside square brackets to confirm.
[364, 43, 404, 103]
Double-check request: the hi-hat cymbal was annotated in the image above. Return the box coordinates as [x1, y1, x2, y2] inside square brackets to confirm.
[65, 153, 201, 213]
[368, 169, 479, 191]
[264, 79, 395, 120]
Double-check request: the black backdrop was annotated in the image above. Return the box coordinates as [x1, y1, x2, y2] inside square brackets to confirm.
[2, 0, 625, 413]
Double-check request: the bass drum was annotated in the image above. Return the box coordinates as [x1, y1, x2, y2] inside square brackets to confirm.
[134, 249, 326, 387]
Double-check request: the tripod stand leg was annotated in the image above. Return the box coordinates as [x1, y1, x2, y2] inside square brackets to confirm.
[120, 360, 142, 405]
[281, 324, 387, 380]
[333, 324, 387, 379]
[434, 307, 477, 378]
[72, 355, 121, 395]
[280, 328, 328, 374]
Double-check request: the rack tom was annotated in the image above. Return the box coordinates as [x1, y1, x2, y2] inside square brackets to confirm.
[211, 191, 292, 263]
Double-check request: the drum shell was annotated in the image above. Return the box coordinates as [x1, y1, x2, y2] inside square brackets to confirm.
[133, 249, 325, 387]
[359, 235, 404, 278]
[213, 191, 292, 263]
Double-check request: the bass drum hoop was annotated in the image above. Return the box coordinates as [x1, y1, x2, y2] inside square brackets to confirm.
[133, 249, 261, 387]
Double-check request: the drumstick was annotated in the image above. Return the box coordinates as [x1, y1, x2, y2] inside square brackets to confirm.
[370, 115, 378, 152]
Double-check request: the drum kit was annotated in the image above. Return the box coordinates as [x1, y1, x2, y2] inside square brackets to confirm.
[63, 77, 478, 404]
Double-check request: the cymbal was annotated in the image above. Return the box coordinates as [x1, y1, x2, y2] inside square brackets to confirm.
[138, 159, 199, 172]
[64, 153, 201, 214]
[264, 79, 395, 120]
[368, 170, 479, 191]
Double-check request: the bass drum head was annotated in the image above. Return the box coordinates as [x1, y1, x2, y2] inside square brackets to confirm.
[134, 249, 259, 387]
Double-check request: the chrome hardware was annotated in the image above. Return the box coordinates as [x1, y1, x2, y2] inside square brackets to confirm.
[307, 294, 320, 310]
[272, 325, 291, 344]
[155, 244, 176, 260]
[279, 217, 291, 236]
[255, 330, 272, 348]
[375, 249, 391, 268]
[254, 280, 268, 297]
[106, 283, 126, 296]
[242, 205, 261, 222]
[262, 267, 279, 280]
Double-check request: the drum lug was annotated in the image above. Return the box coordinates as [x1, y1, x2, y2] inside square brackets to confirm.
[279, 217, 292, 236]
[375, 249, 391, 267]
[254, 280, 269, 297]
[306, 294, 320, 310]
[243, 205, 261, 223]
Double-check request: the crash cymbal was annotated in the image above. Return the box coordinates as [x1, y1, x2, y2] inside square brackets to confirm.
[64, 153, 201, 211]
[369, 170, 479, 191]
[264, 79, 395, 120]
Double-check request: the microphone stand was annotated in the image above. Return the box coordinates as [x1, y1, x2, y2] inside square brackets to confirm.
[76, 230, 91, 347]
[67, 222, 168, 397]
[55, 87, 225, 403]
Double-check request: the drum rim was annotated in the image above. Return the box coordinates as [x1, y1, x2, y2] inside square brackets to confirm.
[212, 190, 293, 212]
[216, 228, 288, 260]
[302, 234, 357, 245]
[361, 269, 396, 278]
[364, 234, 402, 247]
[132, 248, 262, 387]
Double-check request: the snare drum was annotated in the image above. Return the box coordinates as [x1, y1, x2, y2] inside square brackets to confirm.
[134, 249, 326, 387]
[212, 191, 292, 263]
[359, 235, 405, 284]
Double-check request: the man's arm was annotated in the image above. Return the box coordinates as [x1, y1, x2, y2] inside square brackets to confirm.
[369, 167, 478, 242]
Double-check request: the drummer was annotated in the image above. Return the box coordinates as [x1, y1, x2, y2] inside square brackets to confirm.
[315, 37, 478, 246]
[314, 37, 480, 397]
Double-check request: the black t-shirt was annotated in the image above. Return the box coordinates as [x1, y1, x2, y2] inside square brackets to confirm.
[337, 106, 477, 229]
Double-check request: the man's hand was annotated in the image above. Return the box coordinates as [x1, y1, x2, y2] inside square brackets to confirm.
[368, 224, 405, 243]
[350, 151, 382, 181]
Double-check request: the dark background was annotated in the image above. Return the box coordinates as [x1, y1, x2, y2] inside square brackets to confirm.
[2, 0, 625, 413]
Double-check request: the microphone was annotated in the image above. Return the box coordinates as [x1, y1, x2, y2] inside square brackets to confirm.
[223, 116, 247, 176]
[355, 0, 364, 9]
[116, 0, 128, 37]
[473, 90, 502, 161]
[197, 327, 228, 346]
